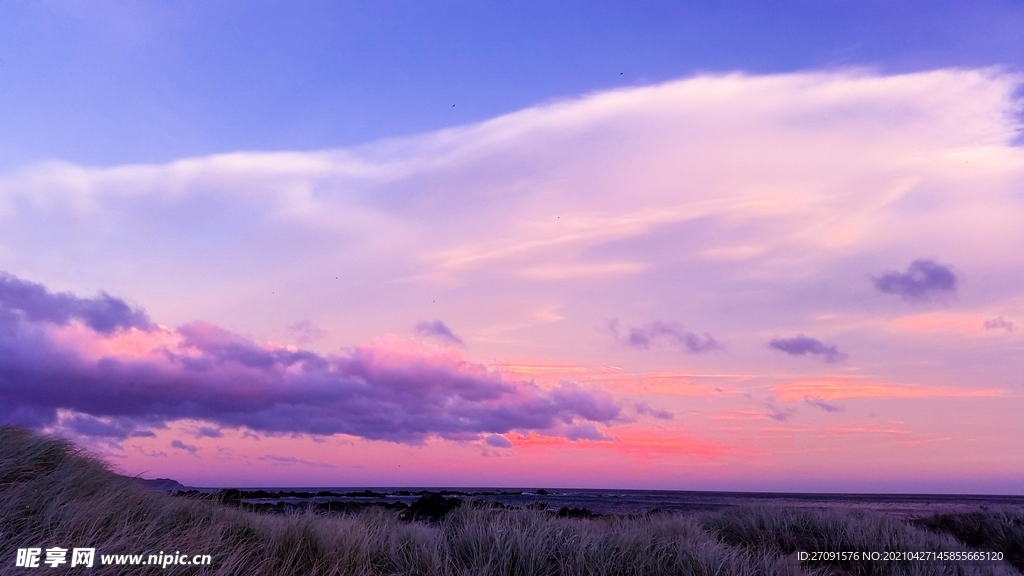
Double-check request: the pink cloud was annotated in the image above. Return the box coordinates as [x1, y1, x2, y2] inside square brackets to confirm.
[891, 312, 991, 335]
[0, 272, 621, 444]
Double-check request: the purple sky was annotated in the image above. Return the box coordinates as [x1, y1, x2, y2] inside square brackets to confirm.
[0, 5, 1022, 493]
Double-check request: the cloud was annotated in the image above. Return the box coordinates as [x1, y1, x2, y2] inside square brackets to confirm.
[0, 272, 152, 334]
[195, 426, 222, 438]
[258, 454, 335, 468]
[609, 320, 722, 354]
[562, 421, 617, 442]
[170, 439, 197, 454]
[287, 320, 327, 345]
[765, 402, 795, 422]
[484, 434, 513, 448]
[804, 396, 842, 413]
[0, 272, 620, 445]
[771, 378, 1000, 402]
[1, 69, 1022, 483]
[634, 402, 674, 420]
[59, 413, 156, 439]
[135, 446, 167, 458]
[871, 259, 957, 300]
[0, 70, 1019, 385]
[414, 319, 465, 346]
[983, 317, 1014, 332]
[768, 335, 846, 362]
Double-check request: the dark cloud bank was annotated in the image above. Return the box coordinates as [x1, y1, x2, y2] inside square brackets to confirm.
[768, 335, 846, 363]
[0, 273, 619, 443]
[872, 259, 957, 299]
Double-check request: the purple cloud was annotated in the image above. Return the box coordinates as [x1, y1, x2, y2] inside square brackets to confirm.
[635, 402, 673, 420]
[414, 320, 465, 346]
[287, 320, 327, 344]
[170, 440, 198, 454]
[484, 434, 513, 448]
[768, 335, 846, 363]
[0, 272, 152, 334]
[0, 273, 620, 444]
[765, 403, 795, 422]
[983, 317, 1014, 332]
[61, 413, 157, 439]
[804, 397, 842, 413]
[196, 426, 223, 438]
[609, 320, 722, 354]
[563, 421, 616, 442]
[871, 259, 957, 299]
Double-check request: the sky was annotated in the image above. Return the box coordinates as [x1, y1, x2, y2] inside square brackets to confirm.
[1, 1, 1023, 494]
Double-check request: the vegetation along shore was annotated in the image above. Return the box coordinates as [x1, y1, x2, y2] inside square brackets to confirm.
[2, 426, 1022, 575]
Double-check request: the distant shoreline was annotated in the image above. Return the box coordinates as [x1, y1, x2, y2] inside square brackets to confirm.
[139, 480, 1024, 520]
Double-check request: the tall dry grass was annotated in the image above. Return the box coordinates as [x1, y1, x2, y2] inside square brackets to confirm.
[702, 506, 1022, 576]
[1, 426, 1020, 576]
[913, 509, 1024, 573]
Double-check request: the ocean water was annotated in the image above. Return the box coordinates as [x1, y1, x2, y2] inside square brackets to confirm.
[236, 488, 1024, 519]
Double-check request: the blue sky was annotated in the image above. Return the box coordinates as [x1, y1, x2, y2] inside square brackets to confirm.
[2, 1, 1022, 169]
[1, 2, 1023, 492]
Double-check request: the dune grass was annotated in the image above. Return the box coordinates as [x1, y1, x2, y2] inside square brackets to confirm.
[1, 426, 1021, 576]
[912, 510, 1024, 573]
[702, 506, 1024, 576]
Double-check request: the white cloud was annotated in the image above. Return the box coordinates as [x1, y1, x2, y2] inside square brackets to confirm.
[0, 69, 1020, 374]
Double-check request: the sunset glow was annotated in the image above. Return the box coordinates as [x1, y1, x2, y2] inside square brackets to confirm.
[1, 3, 1022, 496]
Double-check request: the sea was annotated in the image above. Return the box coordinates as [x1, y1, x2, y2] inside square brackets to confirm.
[230, 488, 1024, 520]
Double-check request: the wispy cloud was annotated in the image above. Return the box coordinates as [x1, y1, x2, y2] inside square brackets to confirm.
[765, 401, 796, 422]
[287, 320, 327, 345]
[609, 320, 722, 354]
[562, 421, 617, 442]
[983, 316, 1014, 332]
[258, 454, 336, 468]
[871, 259, 957, 300]
[804, 396, 842, 413]
[635, 402, 674, 420]
[2, 71, 1014, 339]
[768, 335, 846, 363]
[771, 378, 1000, 402]
[414, 319, 465, 346]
